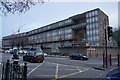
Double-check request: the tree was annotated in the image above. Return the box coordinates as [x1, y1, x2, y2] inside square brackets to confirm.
[112, 27, 120, 47]
[0, 0, 46, 16]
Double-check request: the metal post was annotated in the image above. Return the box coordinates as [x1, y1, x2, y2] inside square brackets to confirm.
[103, 53, 105, 68]
[110, 54, 112, 66]
[23, 63, 27, 80]
[105, 29, 107, 68]
[5, 60, 10, 80]
[118, 54, 119, 67]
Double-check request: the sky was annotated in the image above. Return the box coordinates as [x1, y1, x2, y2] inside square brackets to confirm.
[1, 0, 119, 39]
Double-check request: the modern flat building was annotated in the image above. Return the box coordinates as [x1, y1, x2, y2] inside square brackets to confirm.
[2, 8, 110, 52]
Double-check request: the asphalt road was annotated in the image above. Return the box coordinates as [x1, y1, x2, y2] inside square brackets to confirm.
[0, 52, 109, 80]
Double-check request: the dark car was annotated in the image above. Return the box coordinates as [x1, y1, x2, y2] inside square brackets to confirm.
[69, 53, 88, 60]
[23, 51, 44, 63]
[106, 68, 120, 80]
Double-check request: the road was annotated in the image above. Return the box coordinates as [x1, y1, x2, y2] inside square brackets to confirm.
[0, 52, 108, 80]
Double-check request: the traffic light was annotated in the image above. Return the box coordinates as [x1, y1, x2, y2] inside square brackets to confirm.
[107, 26, 112, 41]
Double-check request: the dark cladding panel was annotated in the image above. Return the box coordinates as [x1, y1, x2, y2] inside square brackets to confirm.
[70, 13, 86, 21]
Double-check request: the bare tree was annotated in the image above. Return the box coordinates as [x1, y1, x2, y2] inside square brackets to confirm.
[112, 27, 120, 47]
[0, 0, 47, 16]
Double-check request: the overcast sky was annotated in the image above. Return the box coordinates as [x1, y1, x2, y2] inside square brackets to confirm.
[1, 1, 119, 39]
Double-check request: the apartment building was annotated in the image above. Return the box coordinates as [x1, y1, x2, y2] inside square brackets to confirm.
[2, 8, 110, 51]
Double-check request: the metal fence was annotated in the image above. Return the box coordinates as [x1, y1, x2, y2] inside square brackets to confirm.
[1, 60, 27, 80]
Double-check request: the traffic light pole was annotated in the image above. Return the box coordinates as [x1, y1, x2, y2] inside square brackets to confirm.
[105, 29, 107, 68]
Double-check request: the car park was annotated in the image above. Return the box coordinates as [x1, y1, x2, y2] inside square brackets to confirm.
[69, 53, 88, 60]
[23, 47, 44, 63]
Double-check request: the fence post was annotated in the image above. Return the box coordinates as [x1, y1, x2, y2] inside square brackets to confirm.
[23, 63, 27, 80]
[118, 54, 119, 67]
[5, 60, 10, 80]
[110, 54, 112, 66]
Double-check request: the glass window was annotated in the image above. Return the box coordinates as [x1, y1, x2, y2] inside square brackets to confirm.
[90, 31, 92, 35]
[93, 36, 95, 41]
[95, 11, 98, 15]
[89, 12, 91, 17]
[93, 30, 95, 35]
[96, 30, 99, 34]
[88, 37, 89, 41]
[96, 43, 99, 46]
[93, 23, 95, 29]
[86, 13, 89, 17]
[96, 36, 99, 41]
[92, 11, 94, 16]
[96, 23, 98, 28]
[86, 25, 89, 30]
[89, 18, 91, 23]
[90, 37, 92, 41]
[87, 19, 89, 23]
[92, 17, 95, 22]
[90, 24, 92, 29]
[96, 17, 98, 21]
[87, 31, 89, 36]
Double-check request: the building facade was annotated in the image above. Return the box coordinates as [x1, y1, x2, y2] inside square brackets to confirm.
[2, 8, 110, 52]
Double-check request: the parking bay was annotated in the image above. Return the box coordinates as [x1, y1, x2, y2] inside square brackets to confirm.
[25, 61, 88, 79]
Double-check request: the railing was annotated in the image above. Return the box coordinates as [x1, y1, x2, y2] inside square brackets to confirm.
[1, 60, 27, 80]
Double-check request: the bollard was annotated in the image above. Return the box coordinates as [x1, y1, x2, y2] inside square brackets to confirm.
[110, 54, 112, 66]
[103, 53, 105, 68]
[5, 60, 10, 80]
[118, 54, 120, 67]
[23, 63, 27, 80]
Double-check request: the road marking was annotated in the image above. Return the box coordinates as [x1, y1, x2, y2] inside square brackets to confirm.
[36, 75, 55, 77]
[27, 62, 43, 76]
[76, 67, 82, 72]
[45, 61, 87, 69]
[55, 64, 59, 79]
[58, 71, 84, 79]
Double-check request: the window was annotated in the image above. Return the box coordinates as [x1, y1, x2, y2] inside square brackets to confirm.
[93, 23, 95, 29]
[95, 11, 98, 15]
[86, 25, 89, 30]
[90, 31, 92, 35]
[90, 24, 92, 29]
[92, 11, 94, 16]
[96, 36, 99, 41]
[89, 18, 91, 23]
[96, 43, 99, 46]
[96, 30, 99, 35]
[96, 23, 98, 28]
[87, 19, 89, 23]
[92, 17, 95, 22]
[88, 37, 89, 41]
[86, 13, 89, 17]
[95, 17, 98, 21]
[93, 36, 95, 41]
[87, 31, 89, 36]
[93, 30, 95, 35]
[90, 37, 92, 41]
[89, 12, 91, 17]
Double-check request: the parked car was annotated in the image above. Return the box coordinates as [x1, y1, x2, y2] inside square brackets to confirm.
[9, 49, 13, 54]
[106, 68, 120, 80]
[23, 47, 44, 63]
[69, 53, 88, 60]
[5, 50, 9, 53]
